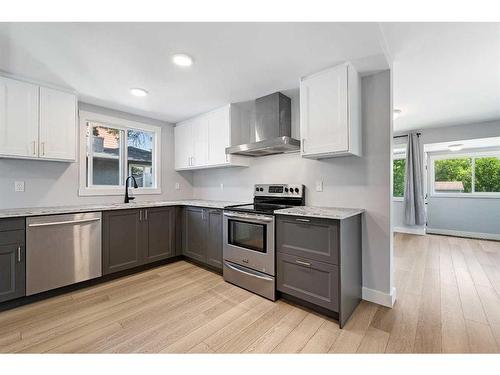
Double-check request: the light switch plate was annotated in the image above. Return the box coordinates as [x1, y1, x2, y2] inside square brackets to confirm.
[315, 180, 323, 192]
[15, 181, 25, 192]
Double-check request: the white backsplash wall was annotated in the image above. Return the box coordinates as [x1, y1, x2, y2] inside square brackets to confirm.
[0, 103, 194, 209]
[193, 71, 393, 301]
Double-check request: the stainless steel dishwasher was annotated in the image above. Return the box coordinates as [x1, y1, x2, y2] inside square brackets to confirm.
[26, 212, 102, 296]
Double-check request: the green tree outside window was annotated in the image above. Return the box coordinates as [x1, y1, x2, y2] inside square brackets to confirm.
[393, 159, 406, 197]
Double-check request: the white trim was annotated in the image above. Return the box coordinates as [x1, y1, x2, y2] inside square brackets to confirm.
[392, 197, 404, 202]
[393, 226, 426, 236]
[362, 286, 397, 308]
[78, 110, 162, 196]
[426, 228, 500, 241]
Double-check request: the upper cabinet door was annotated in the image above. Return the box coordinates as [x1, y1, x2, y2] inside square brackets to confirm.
[207, 106, 230, 166]
[192, 116, 209, 167]
[39, 87, 77, 161]
[300, 63, 360, 158]
[0, 77, 39, 158]
[174, 121, 193, 169]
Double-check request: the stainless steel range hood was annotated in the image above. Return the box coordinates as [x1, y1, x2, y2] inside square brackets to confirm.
[226, 92, 300, 156]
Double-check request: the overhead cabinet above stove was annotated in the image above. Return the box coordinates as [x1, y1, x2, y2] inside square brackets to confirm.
[0, 75, 77, 162]
[300, 62, 362, 158]
[174, 104, 250, 170]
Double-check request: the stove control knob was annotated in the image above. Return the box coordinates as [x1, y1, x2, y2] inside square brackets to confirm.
[294, 187, 299, 193]
[284, 187, 289, 193]
[255, 187, 259, 191]
[259, 187, 264, 192]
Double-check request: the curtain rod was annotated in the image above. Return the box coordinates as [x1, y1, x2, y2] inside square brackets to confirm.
[393, 132, 421, 139]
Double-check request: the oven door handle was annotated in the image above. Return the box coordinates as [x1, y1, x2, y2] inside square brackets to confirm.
[224, 262, 274, 281]
[223, 212, 274, 223]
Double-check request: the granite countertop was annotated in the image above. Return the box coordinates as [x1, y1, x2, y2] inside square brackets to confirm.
[274, 206, 365, 220]
[0, 199, 249, 219]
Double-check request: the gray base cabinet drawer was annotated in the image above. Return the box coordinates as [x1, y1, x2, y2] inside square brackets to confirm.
[276, 215, 339, 265]
[277, 252, 339, 312]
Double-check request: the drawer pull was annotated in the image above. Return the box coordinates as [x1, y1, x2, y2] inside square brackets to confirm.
[17, 245, 21, 262]
[296, 218, 310, 222]
[295, 260, 311, 267]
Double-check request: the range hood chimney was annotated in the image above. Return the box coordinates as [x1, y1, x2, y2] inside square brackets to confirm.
[226, 92, 300, 156]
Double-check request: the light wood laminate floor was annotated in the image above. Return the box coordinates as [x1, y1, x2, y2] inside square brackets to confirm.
[1, 233, 500, 353]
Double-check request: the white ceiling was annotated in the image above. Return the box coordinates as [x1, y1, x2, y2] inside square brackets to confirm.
[380, 23, 500, 132]
[0, 23, 388, 123]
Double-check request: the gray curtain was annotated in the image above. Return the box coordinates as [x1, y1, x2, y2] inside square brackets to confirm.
[404, 133, 426, 225]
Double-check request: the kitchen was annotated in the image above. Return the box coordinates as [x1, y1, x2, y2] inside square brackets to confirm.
[0, 22, 393, 355]
[3, 12, 500, 375]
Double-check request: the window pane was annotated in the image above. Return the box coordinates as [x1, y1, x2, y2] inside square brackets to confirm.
[127, 129, 153, 188]
[393, 159, 406, 197]
[475, 156, 500, 193]
[434, 158, 472, 193]
[88, 123, 122, 186]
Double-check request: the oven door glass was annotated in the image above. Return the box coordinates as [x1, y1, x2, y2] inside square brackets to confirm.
[228, 219, 267, 253]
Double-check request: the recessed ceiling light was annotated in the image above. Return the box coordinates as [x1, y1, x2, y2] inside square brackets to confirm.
[172, 53, 193, 67]
[448, 144, 464, 152]
[393, 109, 402, 120]
[130, 88, 148, 97]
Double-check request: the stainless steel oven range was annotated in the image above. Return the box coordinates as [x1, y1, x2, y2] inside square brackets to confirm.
[223, 184, 305, 300]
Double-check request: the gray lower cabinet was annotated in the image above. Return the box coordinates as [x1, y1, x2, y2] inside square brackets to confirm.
[182, 207, 223, 271]
[144, 207, 176, 263]
[0, 218, 26, 303]
[276, 215, 339, 264]
[102, 207, 176, 275]
[206, 209, 223, 270]
[276, 214, 362, 328]
[182, 207, 206, 262]
[102, 209, 143, 275]
[277, 252, 339, 312]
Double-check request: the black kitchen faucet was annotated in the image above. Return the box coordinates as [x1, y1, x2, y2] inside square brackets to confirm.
[124, 175, 138, 203]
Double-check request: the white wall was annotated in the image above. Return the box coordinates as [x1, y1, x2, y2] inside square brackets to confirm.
[0, 103, 194, 209]
[192, 71, 393, 302]
[392, 119, 500, 238]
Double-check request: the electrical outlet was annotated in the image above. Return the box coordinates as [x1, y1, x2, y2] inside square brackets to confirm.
[315, 180, 323, 192]
[175, 182, 180, 190]
[15, 181, 25, 192]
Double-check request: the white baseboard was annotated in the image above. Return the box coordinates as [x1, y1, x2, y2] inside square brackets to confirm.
[393, 226, 426, 236]
[426, 228, 500, 241]
[362, 286, 397, 308]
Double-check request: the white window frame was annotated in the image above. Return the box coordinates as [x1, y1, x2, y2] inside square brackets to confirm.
[79, 110, 162, 196]
[429, 150, 500, 198]
[392, 149, 406, 202]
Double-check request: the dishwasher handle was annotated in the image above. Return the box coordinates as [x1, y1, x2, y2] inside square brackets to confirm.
[28, 217, 101, 227]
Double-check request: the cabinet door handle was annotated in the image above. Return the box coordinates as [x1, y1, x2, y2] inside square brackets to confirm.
[144, 209, 148, 221]
[17, 245, 21, 262]
[295, 259, 311, 267]
[139, 210, 142, 221]
[301, 139, 305, 153]
[32, 141, 37, 155]
[296, 218, 310, 223]
[41, 142, 45, 156]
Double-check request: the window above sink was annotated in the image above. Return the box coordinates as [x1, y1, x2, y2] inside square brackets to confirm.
[78, 110, 162, 196]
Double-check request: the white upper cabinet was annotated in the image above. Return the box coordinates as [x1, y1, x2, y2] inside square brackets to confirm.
[207, 106, 230, 166]
[0, 77, 39, 158]
[174, 118, 193, 169]
[300, 62, 361, 158]
[174, 105, 249, 171]
[0, 75, 77, 162]
[192, 116, 209, 167]
[39, 87, 77, 161]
